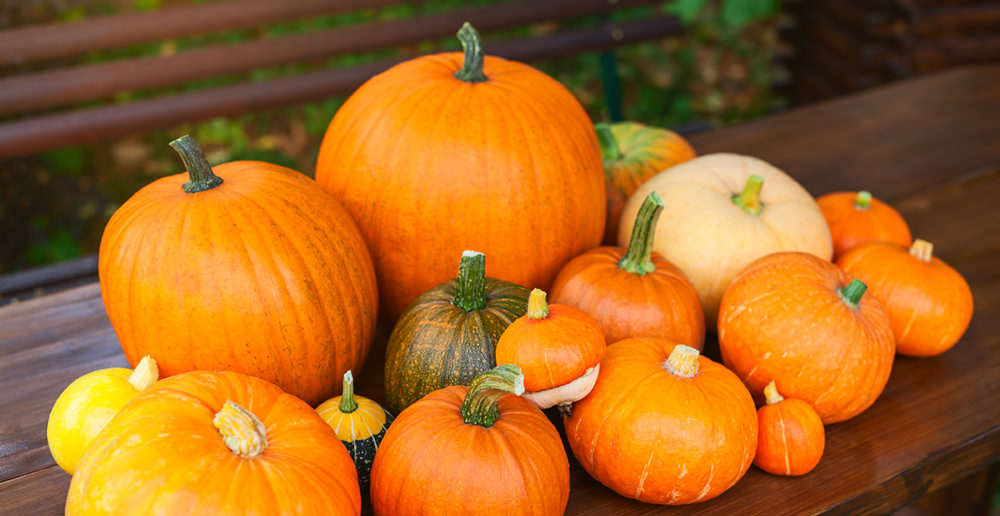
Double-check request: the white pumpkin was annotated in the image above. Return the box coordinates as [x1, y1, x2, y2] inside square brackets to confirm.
[618, 153, 832, 326]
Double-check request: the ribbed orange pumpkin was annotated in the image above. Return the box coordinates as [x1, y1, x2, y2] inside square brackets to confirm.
[98, 136, 378, 406]
[67, 371, 362, 515]
[837, 239, 973, 357]
[315, 23, 604, 319]
[754, 381, 825, 476]
[817, 190, 912, 258]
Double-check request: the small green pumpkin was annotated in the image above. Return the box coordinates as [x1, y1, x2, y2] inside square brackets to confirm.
[384, 251, 530, 414]
[317, 370, 393, 494]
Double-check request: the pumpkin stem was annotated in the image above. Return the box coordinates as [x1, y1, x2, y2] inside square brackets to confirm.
[527, 288, 549, 320]
[170, 135, 223, 194]
[764, 381, 784, 405]
[453, 250, 488, 312]
[595, 123, 622, 162]
[454, 22, 488, 83]
[731, 174, 765, 216]
[909, 238, 934, 262]
[854, 191, 872, 210]
[339, 370, 358, 413]
[460, 364, 524, 428]
[214, 400, 268, 458]
[837, 278, 868, 310]
[663, 344, 700, 378]
[127, 355, 159, 392]
[618, 192, 665, 275]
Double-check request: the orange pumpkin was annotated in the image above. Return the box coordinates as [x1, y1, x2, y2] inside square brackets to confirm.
[550, 192, 704, 349]
[817, 190, 912, 258]
[718, 252, 895, 424]
[754, 381, 825, 476]
[837, 238, 973, 357]
[595, 122, 696, 244]
[98, 136, 378, 406]
[370, 365, 570, 515]
[315, 23, 604, 319]
[67, 370, 362, 515]
[565, 341, 757, 505]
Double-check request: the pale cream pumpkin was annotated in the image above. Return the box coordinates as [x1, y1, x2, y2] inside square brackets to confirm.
[618, 153, 832, 326]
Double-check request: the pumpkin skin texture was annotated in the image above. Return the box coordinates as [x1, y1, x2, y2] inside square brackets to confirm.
[384, 251, 529, 414]
[66, 370, 362, 516]
[370, 365, 570, 516]
[98, 136, 378, 406]
[817, 190, 912, 258]
[718, 252, 895, 424]
[595, 122, 696, 244]
[47, 356, 158, 475]
[551, 192, 704, 349]
[565, 341, 757, 505]
[314, 24, 605, 319]
[618, 153, 832, 326]
[837, 239, 973, 357]
[754, 381, 825, 476]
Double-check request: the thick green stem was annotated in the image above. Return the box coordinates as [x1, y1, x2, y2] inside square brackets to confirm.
[837, 279, 868, 310]
[526, 288, 549, 320]
[618, 192, 665, 275]
[454, 22, 487, 83]
[854, 190, 872, 210]
[170, 135, 223, 194]
[460, 364, 524, 427]
[595, 123, 622, 162]
[452, 251, 487, 312]
[731, 174, 765, 216]
[339, 370, 358, 413]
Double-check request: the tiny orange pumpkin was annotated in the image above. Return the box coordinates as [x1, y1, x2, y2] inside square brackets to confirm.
[817, 190, 912, 258]
[754, 381, 825, 476]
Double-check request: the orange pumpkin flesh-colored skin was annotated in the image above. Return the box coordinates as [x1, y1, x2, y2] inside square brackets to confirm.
[565, 340, 757, 505]
[718, 252, 895, 424]
[67, 371, 362, 516]
[836, 239, 973, 357]
[754, 383, 825, 476]
[99, 144, 378, 406]
[315, 26, 604, 319]
[817, 190, 912, 259]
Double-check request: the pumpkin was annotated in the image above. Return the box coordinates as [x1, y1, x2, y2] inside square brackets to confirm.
[817, 190, 912, 258]
[47, 356, 158, 475]
[565, 341, 757, 505]
[837, 238, 973, 357]
[550, 191, 704, 349]
[98, 135, 378, 406]
[718, 252, 895, 424]
[595, 121, 696, 244]
[370, 365, 570, 516]
[315, 23, 605, 319]
[495, 288, 606, 411]
[617, 153, 832, 326]
[317, 370, 394, 494]
[754, 381, 825, 476]
[66, 370, 362, 515]
[384, 250, 529, 414]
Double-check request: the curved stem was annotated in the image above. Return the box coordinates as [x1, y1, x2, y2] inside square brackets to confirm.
[527, 288, 549, 320]
[452, 251, 487, 312]
[909, 239, 934, 262]
[214, 401, 268, 458]
[170, 135, 223, 194]
[663, 345, 700, 378]
[854, 190, 872, 210]
[454, 22, 488, 83]
[595, 123, 622, 162]
[618, 192, 665, 275]
[339, 370, 358, 413]
[731, 174, 765, 216]
[837, 279, 868, 310]
[127, 355, 159, 391]
[460, 364, 524, 427]
[764, 380, 784, 405]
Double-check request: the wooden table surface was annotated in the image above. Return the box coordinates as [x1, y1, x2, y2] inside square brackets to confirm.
[2, 64, 999, 516]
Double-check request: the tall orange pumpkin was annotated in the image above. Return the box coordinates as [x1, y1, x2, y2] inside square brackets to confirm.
[315, 23, 605, 319]
[98, 136, 378, 406]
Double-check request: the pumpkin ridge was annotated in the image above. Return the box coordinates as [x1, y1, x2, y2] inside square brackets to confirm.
[586, 359, 663, 472]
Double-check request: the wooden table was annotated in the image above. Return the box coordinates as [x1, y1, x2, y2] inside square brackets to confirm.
[2, 64, 999, 515]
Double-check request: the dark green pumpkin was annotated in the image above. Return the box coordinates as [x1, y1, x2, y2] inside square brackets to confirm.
[384, 251, 530, 414]
[316, 370, 393, 494]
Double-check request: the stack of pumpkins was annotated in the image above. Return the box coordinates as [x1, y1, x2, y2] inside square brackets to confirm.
[48, 23, 974, 516]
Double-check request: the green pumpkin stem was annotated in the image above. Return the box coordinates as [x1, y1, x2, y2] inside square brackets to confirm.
[837, 279, 868, 309]
[170, 135, 223, 194]
[453, 251, 487, 312]
[595, 123, 622, 162]
[460, 364, 524, 427]
[854, 190, 872, 210]
[454, 22, 488, 83]
[526, 288, 549, 320]
[731, 174, 765, 216]
[618, 192, 665, 275]
[339, 370, 358, 413]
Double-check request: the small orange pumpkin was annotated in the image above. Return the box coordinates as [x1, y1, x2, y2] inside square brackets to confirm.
[817, 190, 912, 258]
[754, 381, 825, 476]
[837, 238, 973, 357]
